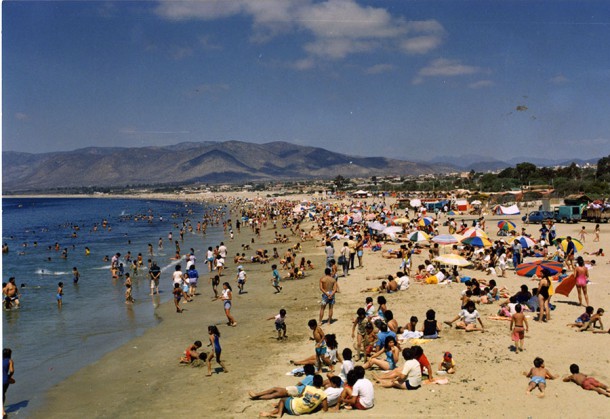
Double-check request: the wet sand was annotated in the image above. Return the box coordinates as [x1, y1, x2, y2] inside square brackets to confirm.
[31, 194, 610, 418]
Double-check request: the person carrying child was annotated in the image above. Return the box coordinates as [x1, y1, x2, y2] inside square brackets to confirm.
[563, 364, 610, 397]
[524, 357, 557, 397]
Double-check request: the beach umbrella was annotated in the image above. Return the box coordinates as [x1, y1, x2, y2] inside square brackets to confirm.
[553, 237, 584, 252]
[516, 260, 564, 277]
[367, 221, 385, 231]
[392, 217, 409, 225]
[418, 217, 434, 227]
[351, 212, 363, 223]
[471, 200, 482, 205]
[382, 226, 403, 236]
[365, 213, 377, 221]
[447, 210, 457, 215]
[433, 254, 471, 267]
[461, 236, 492, 247]
[461, 227, 489, 239]
[497, 220, 516, 231]
[432, 234, 463, 245]
[408, 231, 430, 242]
[514, 235, 537, 248]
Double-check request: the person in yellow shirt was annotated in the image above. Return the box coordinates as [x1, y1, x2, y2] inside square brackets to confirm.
[259, 375, 328, 417]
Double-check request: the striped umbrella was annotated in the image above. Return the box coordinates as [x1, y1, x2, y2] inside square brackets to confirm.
[515, 235, 537, 248]
[516, 260, 564, 277]
[432, 234, 463, 245]
[408, 231, 431, 242]
[553, 237, 584, 252]
[461, 227, 489, 239]
[497, 220, 516, 231]
[418, 217, 434, 227]
[461, 236, 492, 247]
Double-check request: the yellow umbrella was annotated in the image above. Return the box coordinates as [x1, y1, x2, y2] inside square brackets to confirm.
[555, 237, 584, 252]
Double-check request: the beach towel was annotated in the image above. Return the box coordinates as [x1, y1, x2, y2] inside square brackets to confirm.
[399, 330, 423, 340]
[555, 273, 576, 297]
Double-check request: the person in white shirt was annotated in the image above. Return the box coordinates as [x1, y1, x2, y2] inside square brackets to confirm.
[396, 272, 410, 290]
[377, 347, 422, 390]
[343, 366, 374, 410]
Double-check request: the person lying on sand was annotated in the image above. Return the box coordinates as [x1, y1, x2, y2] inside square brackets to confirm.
[562, 364, 610, 397]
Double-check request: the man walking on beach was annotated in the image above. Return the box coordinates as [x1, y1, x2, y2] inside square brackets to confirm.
[324, 241, 334, 268]
[319, 268, 338, 324]
[149, 261, 160, 295]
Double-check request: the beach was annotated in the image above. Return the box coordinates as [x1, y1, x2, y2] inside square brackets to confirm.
[11, 193, 609, 419]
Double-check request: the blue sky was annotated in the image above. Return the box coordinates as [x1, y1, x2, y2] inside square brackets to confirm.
[3, 0, 610, 162]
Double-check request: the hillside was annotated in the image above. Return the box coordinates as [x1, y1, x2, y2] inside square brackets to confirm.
[2, 141, 454, 192]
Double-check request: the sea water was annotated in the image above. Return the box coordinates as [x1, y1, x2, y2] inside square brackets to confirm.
[1, 197, 226, 415]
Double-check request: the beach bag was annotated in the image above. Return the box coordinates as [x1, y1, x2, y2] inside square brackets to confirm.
[338, 255, 346, 265]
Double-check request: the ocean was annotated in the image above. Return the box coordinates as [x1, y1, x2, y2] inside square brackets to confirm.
[1, 197, 227, 415]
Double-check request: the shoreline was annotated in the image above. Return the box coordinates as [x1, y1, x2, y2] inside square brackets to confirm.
[18, 193, 610, 418]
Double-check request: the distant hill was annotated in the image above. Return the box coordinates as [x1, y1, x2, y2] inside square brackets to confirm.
[2, 141, 454, 192]
[428, 154, 600, 172]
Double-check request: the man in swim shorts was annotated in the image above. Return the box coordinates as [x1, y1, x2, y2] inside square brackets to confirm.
[319, 268, 337, 324]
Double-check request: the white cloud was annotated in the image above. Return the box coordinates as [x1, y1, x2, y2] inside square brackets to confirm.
[414, 58, 483, 84]
[364, 63, 396, 74]
[549, 74, 569, 84]
[469, 80, 494, 89]
[155, 0, 445, 67]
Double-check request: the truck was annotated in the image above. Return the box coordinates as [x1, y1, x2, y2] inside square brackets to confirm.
[581, 207, 610, 223]
[553, 205, 583, 223]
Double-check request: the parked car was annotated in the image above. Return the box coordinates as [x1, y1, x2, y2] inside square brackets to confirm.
[522, 211, 554, 224]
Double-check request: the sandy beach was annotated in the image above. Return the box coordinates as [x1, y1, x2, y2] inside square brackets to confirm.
[27, 193, 610, 419]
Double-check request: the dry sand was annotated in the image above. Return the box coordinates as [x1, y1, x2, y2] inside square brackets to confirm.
[32, 194, 610, 418]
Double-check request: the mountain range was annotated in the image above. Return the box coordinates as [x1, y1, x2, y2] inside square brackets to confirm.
[3, 142, 602, 193]
[2, 141, 453, 192]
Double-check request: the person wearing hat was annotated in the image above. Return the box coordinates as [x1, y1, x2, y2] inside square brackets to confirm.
[439, 352, 456, 374]
[236, 266, 247, 295]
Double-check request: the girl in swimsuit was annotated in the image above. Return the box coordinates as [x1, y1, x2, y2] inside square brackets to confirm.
[574, 256, 590, 307]
[206, 325, 228, 376]
[362, 336, 399, 371]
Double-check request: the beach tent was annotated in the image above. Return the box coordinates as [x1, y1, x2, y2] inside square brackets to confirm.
[455, 199, 468, 211]
[352, 190, 369, 198]
[493, 204, 520, 215]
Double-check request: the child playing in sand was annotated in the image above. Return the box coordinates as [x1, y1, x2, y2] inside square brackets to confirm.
[578, 308, 604, 332]
[56, 282, 63, 308]
[270, 264, 282, 293]
[439, 352, 456, 374]
[562, 364, 610, 397]
[268, 309, 287, 340]
[524, 357, 557, 397]
[510, 304, 529, 352]
[180, 340, 203, 364]
[207, 325, 228, 376]
[567, 306, 594, 330]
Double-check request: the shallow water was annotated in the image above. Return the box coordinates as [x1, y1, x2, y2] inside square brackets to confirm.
[2, 197, 226, 415]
